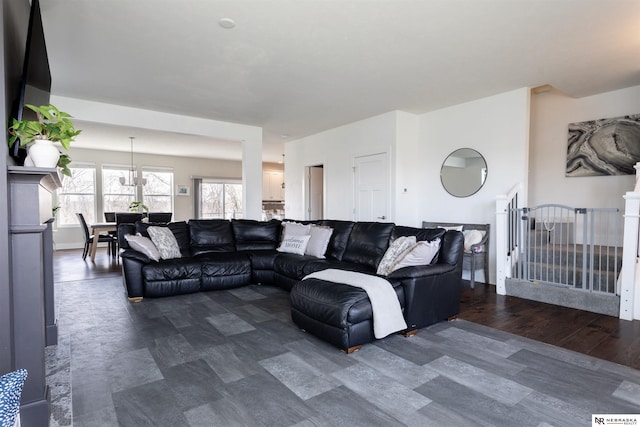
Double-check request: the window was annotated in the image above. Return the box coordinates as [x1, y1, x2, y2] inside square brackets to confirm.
[102, 166, 135, 213]
[195, 179, 243, 219]
[142, 168, 173, 212]
[57, 164, 96, 226]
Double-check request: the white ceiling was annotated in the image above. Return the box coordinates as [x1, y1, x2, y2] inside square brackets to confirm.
[40, 0, 640, 162]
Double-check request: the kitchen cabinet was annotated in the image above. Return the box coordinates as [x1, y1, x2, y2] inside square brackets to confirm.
[263, 170, 284, 201]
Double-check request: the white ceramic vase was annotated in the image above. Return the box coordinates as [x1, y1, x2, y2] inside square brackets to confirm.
[27, 138, 60, 169]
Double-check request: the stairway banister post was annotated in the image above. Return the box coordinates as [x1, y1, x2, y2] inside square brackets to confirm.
[620, 191, 640, 320]
[496, 194, 508, 295]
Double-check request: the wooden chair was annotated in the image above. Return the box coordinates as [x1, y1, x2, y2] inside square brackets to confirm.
[422, 221, 490, 288]
[76, 213, 117, 259]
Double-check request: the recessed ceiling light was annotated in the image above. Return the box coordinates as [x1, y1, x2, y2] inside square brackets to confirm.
[280, 134, 289, 139]
[219, 18, 236, 29]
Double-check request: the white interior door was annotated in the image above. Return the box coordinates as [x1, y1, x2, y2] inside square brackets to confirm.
[306, 165, 324, 220]
[354, 153, 388, 221]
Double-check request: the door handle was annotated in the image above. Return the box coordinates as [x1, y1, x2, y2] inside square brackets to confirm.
[377, 215, 386, 220]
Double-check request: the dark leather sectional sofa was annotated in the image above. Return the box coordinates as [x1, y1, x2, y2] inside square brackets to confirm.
[119, 219, 464, 351]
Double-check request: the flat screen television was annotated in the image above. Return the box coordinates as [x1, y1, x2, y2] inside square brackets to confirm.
[10, 0, 52, 160]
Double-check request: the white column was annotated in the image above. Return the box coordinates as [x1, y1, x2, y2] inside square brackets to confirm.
[495, 195, 508, 295]
[242, 138, 263, 220]
[620, 192, 640, 320]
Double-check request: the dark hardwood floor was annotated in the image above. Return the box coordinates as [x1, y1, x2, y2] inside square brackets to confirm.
[53, 248, 640, 371]
[459, 282, 640, 370]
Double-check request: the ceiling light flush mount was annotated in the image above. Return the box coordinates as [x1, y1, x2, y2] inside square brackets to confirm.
[218, 18, 236, 29]
[119, 137, 147, 187]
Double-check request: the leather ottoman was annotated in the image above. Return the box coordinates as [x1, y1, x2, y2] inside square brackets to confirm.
[289, 277, 405, 353]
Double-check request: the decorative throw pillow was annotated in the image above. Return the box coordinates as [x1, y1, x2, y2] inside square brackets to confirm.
[390, 238, 441, 273]
[305, 225, 333, 258]
[277, 234, 311, 255]
[376, 235, 417, 275]
[0, 369, 28, 427]
[124, 233, 161, 261]
[147, 226, 182, 259]
[463, 229, 485, 253]
[281, 221, 311, 237]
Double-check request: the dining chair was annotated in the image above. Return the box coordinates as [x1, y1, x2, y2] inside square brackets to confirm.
[103, 212, 118, 242]
[147, 212, 172, 223]
[76, 213, 117, 259]
[115, 212, 144, 225]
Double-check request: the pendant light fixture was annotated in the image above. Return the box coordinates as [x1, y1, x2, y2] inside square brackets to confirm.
[281, 154, 285, 189]
[119, 137, 147, 186]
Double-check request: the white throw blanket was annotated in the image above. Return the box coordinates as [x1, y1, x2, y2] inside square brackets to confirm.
[303, 269, 407, 339]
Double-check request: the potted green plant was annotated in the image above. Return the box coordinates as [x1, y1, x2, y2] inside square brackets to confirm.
[129, 201, 149, 214]
[7, 104, 81, 176]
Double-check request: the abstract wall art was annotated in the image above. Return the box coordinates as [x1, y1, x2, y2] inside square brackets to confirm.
[566, 114, 640, 177]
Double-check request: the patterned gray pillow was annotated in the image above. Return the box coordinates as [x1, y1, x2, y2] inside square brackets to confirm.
[376, 235, 416, 275]
[147, 226, 182, 260]
[390, 238, 441, 273]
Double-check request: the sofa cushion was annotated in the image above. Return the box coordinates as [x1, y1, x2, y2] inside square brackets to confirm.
[142, 258, 201, 282]
[290, 278, 404, 327]
[241, 249, 279, 270]
[318, 220, 355, 261]
[135, 221, 191, 257]
[196, 252, 252, 276]
[189, 219, 236, 255]
[147, 226, 182, 260]
[341, 222, 394, 270]
[391, 225, 446, 243]
[302, 259, 376, 276]
[232, 219, 281, 250]
[274, 253, 320, 280]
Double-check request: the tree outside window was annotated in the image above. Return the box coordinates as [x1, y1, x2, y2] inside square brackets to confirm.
[58, 165, 96, 225]
[200, 181, 242, 219]
[102, 166, 135, 213]
[143, 168, 173, 212]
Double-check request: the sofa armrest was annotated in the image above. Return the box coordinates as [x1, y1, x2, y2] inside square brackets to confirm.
[120, 249, 148, 300]
[390, 262, 463, 329]
[120, 248, 151, 263]
[386, 263, 455, 280]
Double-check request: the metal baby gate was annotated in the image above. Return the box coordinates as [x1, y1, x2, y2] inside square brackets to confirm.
[509, 204, 621, 294]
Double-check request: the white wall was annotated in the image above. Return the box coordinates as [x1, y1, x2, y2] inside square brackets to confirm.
[529, 85, 640, 210]
[284, 111, 398, 220]
[414, 88, 531, 284]
[54, 147, 242, 249]
[394, 111, 421, 226]
[284, 88, 531, 284]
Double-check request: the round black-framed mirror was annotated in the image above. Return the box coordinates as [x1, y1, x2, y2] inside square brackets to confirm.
[440, 148, 487, 197]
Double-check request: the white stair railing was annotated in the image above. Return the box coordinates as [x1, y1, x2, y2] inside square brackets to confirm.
[496, 182, 523, 295]
[619, 162, 640, 321]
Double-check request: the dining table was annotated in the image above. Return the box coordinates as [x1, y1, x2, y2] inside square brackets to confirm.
[89, 222, 117, 262]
